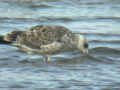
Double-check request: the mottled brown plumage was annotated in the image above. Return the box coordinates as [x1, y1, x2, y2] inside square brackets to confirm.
[18, 25, 74, 49]
[1, 25, 89, 62]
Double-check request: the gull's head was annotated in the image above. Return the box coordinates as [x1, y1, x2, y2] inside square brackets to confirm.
[75, 34, 89, 55]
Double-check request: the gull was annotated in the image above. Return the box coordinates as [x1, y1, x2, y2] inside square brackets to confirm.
[0, 25, 88, 62]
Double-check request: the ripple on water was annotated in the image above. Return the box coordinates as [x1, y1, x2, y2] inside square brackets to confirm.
[0, 0, 120, 89]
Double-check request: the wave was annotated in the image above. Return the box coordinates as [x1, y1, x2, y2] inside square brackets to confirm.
[90, 47, 120, 54]
[75, 32, 120, 36]
[0, 16, 74, 22]
[29, 4, 54, 8]
[0, 15, 120, 22]
[89, 40, 120, 43]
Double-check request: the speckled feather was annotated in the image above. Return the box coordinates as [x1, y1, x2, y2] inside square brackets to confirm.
[5, 25, 76, 54]
[21, 25, 73, 47]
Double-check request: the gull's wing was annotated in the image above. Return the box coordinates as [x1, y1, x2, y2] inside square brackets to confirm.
[14, 25, 73, 54]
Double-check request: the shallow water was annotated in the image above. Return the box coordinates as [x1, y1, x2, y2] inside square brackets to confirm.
[0, 0, 120, 89]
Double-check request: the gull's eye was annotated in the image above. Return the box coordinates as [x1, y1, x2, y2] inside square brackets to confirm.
[84, 43, 88, 48]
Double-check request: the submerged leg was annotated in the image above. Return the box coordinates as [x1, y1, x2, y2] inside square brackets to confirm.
[44, 55, 51, 63]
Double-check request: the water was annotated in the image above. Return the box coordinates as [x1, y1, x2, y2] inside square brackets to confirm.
[0, 0, 120, 89]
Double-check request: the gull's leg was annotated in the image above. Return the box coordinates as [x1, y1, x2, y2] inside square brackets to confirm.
[44, 55, 51, 63]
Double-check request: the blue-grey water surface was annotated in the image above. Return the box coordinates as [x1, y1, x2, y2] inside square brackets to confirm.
[0, 0, 120, 90]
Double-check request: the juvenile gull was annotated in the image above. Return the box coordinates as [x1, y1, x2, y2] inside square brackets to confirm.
[0, 25, 88, 62]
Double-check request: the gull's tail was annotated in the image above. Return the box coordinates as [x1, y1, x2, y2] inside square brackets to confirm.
[0, 30, 24, 45]
[0, 35, 11, 44]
